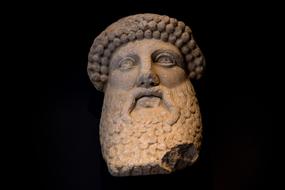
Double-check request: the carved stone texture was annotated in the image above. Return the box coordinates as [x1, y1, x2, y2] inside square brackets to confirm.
[87, 13, 205, 176]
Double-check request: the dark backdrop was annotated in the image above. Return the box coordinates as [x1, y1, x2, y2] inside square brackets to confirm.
[14, 1, 281, 190]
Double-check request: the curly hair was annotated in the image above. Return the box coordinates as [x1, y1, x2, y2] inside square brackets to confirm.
[87, 13, 206, 91]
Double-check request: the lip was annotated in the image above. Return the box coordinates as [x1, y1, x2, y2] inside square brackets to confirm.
[135, 89, 162, 100]
[136, 94, 161, 100]
[136, 95, 161, 108]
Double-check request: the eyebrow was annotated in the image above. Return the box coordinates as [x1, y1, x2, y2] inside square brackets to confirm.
[152, 49, 181, 58]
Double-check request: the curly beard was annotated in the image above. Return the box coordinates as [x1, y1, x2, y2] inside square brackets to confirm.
[99, 80, 202, 176]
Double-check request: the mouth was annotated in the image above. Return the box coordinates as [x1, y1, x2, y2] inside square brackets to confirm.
[121, 86, 181, 126]
[136, 95, 161, 108]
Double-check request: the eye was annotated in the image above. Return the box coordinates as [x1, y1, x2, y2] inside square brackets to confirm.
[154, 52, 176, 67]
[118, 57, 136, 71]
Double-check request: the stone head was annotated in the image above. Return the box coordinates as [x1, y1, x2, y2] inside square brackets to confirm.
[87, 13, 205, 176]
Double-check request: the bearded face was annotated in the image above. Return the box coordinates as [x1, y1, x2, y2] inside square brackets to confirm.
[98, 39, 202, 176]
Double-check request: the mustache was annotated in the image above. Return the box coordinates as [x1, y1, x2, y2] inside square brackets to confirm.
[121, 86, 180, 126]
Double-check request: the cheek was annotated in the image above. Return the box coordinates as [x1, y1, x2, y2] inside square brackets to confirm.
[108, 68, 139, 90]
[154, 66, 187, 88]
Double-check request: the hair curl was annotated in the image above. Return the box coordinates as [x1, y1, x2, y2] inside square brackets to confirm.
[87, 13, 205, 91]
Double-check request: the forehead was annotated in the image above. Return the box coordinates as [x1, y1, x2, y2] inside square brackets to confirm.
[110, 39, 181, 60]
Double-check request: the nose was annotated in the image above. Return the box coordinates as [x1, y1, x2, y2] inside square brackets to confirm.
[136, 71, 160, 88]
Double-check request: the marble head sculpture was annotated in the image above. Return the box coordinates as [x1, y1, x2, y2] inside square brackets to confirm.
[87, 13, 205, 176]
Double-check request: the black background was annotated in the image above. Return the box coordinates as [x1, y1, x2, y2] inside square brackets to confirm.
[11, 1, 282, 190]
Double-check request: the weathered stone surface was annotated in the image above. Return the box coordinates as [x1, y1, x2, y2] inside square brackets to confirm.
[87, 13, 205, 176]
